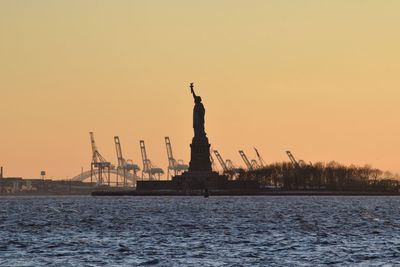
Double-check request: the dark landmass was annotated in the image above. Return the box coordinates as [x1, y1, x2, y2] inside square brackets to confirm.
[236, 161, 400, 192]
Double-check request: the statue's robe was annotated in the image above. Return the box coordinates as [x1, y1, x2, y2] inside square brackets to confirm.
[193, 102, 205, 137]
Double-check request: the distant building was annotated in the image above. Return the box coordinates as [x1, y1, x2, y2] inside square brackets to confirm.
[0, 177, 98, 195]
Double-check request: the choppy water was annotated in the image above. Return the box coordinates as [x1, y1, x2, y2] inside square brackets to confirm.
[1, 196, 400, 266]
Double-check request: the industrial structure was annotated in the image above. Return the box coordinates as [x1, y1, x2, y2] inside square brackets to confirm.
[114, 136, 140, 187]
[90, 132, 111, 186]
[213, 150, 228, 173]
[286, 150, 308, 167]
[71, 168, 139, 185]
[72, 132, 339, 190]
[210, 151, 217, 171]
[254, 148, 266, 168]
[213, 150, 242, 179]
[165, 137, 188, 179]
[74, 132, 272, 187]
[140, 140, 164, 180]
[4, 132, 400, 194]
[6, 80, 400, 194]
[239, 150, 259, 171]
[79, 133, 316, 188]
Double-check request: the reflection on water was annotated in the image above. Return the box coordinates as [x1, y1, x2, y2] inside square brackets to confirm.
[0, 196, 400, 266]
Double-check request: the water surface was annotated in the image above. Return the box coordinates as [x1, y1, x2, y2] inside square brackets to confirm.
[0, 196, 399, 266]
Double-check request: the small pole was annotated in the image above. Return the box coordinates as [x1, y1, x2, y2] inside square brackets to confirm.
[0, 166, 3, 193]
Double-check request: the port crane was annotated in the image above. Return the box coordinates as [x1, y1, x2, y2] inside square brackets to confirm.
[286, 151, 308, 167]
[140, 140, 164, 180]
[213, 150, 242, 178]
[239, 150, 259, 171]
[165, 137, 188, 179]
[213, 150, 229, 173]
[114, 136, 140, 187]
[286, 150, 299, 167]
[254, 147, 266, 168]
[90, 132, 111, 186]
[286, 150, 310, 189]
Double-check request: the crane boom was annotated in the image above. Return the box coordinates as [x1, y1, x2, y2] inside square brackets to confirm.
[89, 132, 108, 164]
[90, 132, 97, 163]
[165, 137, 187, 178]
[286, 151, 300, 167]
[165, 137, 176, 169]
[254, 147, 266, 167]
[114, 136, 125, 168]
[210, 153, 216, 171]
[213, 150, 228, 172]
[239, 150, 253, 170]
[114, 136, 126, 186]
[140, 140, 150, 174]
[89, 132, 111, 185]
[140, 140, 164, 180]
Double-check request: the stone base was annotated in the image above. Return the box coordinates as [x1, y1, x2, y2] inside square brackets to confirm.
[172, 171, 228, 190]
[136, 176, 259, 192]
[189, 136, 212, 172]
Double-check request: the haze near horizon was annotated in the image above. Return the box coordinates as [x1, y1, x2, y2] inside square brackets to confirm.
[0, 1, 399, 179]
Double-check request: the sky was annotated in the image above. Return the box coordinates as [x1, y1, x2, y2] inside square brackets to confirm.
[0, 1, 399, 179]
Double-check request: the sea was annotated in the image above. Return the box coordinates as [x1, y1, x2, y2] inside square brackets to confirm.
[0, 196, 400, 266]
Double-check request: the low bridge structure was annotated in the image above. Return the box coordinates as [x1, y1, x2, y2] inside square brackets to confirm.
[71, 169, 140, 187]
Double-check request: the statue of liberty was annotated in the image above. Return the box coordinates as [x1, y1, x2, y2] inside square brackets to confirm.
[190, 83, 206, 138]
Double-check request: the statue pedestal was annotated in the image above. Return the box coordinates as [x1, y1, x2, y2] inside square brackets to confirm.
[171, 135, 229, 190]
[172, 171, 228, 191]
[189, 136, 212, 172]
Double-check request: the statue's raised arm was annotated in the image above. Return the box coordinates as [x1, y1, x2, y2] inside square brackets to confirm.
[190, 83, 197, 99]
[189, 82, 206, 138]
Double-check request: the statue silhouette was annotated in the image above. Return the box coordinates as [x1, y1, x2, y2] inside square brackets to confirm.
[190, 83, 206, 138]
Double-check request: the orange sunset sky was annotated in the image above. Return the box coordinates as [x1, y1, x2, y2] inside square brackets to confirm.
[0, 1, 399, 179]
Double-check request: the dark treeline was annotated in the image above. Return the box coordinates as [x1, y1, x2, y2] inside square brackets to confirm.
[238, 161, 400, 192]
